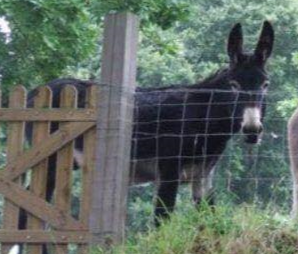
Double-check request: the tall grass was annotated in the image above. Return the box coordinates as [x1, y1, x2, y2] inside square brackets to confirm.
[93, 203, 298, 254]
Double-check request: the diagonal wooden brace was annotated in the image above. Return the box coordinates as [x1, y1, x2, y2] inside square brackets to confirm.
[0, 122, 95, 181]
[0, 122, 95, 230]
[0, 177, 86, 230]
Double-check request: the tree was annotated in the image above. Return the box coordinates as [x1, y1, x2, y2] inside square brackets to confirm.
[0, 0, 189, 91]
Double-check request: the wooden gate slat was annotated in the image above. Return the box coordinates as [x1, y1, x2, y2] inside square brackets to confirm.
[0, 177, 85, 230]
[2, 86, 26, 254]
[55, 85, 78, 253]
[78, 85, 98, 254]
[0, 108, 96, 121]
[0, 121, 95, 181]
[27, 86, 52, 254]
[0, 230, 90, 243]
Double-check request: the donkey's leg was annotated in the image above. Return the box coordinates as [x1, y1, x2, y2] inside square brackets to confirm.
[154, 160, 180, 226]
[192, 166, 215, 207]
[39, 154, 57, 254]
[288, 108, 298, 217]
[45, 153, 57, 202]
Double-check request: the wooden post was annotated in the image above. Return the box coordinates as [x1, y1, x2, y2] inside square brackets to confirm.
[89, 12, 138, 246]
[27, 86, 51, 254]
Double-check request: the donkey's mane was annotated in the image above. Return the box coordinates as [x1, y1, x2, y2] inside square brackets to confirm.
[136, 68, 229, 92]
[27, 67, 230, 98]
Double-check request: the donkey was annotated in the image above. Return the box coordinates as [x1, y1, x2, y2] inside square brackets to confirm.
[13, 21, 274, 254]
[288, 108, 298, 217]
[130, 21, 274, 221]
[19, 21, 274, 240]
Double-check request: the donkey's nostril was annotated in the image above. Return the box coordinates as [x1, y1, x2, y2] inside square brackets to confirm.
[242, 125, 263, 144]
[242, 125, 263, 135]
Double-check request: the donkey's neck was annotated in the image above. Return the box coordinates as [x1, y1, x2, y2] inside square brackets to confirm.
[196, 68, 230, 89]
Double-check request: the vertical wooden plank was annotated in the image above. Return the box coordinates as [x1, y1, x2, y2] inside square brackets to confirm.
[77, 86, 97, 254]
[27, 86, 52, 254]
[54, 85, 77, 254]
[89, 12, 138, 247]
[2, 86, 26, 254]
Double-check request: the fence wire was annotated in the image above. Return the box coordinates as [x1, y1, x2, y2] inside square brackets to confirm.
[128, 86, 292, 229]
[0, 82, 295, 250]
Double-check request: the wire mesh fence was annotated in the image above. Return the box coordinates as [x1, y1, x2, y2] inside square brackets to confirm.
[0, 78, 295, 251]
[127, 84, 292, 230]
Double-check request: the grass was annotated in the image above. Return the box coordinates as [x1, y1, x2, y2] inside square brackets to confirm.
[92, 203, 298, 254]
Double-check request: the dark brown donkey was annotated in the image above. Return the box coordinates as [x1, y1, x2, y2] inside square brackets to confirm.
[15, 20, 274, 254]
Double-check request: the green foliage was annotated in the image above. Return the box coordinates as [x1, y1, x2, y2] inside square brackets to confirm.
[0, 0, 98, 90]
[137, 40, 196, 87]
[127, 184, 155, 233]
[93, 204, 298, 254]
[90, 0, 190, 29]
[0, 0, 190, 91]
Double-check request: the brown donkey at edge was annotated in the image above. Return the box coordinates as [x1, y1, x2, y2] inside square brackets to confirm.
[288, 108, 298, 217]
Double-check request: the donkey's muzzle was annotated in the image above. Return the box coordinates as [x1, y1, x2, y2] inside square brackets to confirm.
[242, 125, 263, 144]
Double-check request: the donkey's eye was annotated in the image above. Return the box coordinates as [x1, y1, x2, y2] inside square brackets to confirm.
[229, 80, 241, 91]
[262, 81, 270, 89]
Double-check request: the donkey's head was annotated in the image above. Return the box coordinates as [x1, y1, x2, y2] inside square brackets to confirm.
[227, 21, 274, 143]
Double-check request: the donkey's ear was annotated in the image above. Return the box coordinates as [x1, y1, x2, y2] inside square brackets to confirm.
[227, 23, 243, 64]
[254, 21, 274, 65]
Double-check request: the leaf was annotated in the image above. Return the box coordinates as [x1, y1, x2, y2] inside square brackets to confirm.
[42, 35, 56, 50]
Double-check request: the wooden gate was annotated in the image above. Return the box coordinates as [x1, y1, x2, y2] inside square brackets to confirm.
[0, 12, 138, 254]
[0, 84, 97, 253]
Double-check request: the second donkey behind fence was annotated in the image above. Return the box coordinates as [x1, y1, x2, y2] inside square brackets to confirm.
[288, 107, 298, 218]
[25, 21, 274, 226]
